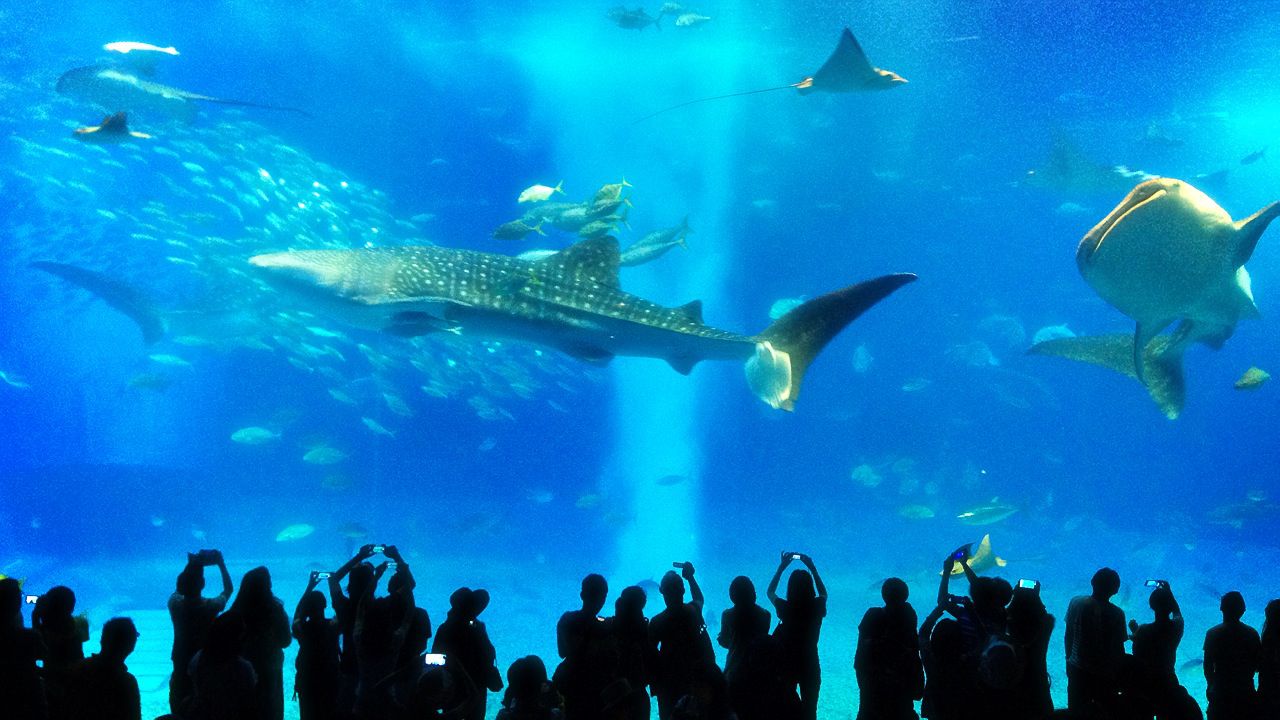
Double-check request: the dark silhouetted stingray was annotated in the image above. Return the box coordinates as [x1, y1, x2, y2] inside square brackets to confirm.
[635, 27, 905, 122]
[56, 66, 311, 122]
[31, 261, 167, 344]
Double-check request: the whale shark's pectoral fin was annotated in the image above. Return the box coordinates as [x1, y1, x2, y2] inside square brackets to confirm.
[667, 356, 700, 375]
[562, 344, 615, 365]
[1029, 333, 1186, 419]
[1133, 319, 1173, 384]
[1232, 201, 1280, 267]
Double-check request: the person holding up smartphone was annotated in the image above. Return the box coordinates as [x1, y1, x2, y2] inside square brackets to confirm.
[1129, 580, 1200, 719]
[168, 548, 233, 715]
[293, 570, 340, 720]
[767, 552, 829, 720]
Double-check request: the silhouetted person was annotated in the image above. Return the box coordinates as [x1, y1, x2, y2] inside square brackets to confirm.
[168, 548, 232, 715]
[1129, 581, 1200, 719]
[1065, 567, 1127, 717]
[187, 612, 258, 720]
[1259, 599, 1280, 719]
[1005, 581, 1054, 720]
[330, 545, 378, 710]
[1203, 591, 1260, 720]
[63, 617, 140, 720]
[605, 585, 657, 718]
[230, 565, 291, 720]
[293, 574, 341, 720]
[406, 655, 482, 719]
[0, 577, 48, 720]
[352, 559, 415, 718]
[671, 662, 736, 720]
[650, 562, 716, 720]
[768, 553, 828, 720]
[498, 655, 564, 719]
[919, 602, 976, 720]
[855, 577, 923, 720]
[32, 585, 89, 720]
[433, 586, 503, 720]
[718, 575, 771, 719]
[554, 573, 612, 719]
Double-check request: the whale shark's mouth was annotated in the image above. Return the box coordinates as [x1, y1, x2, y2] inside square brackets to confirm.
[1080, 181, 1168, 264]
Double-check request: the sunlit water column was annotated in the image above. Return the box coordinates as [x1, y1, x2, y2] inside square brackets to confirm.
[507, 13, 747, 581]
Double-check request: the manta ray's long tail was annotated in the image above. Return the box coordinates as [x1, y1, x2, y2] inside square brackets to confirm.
[30, 261, 167, 344]
[633, 83, 802, 124]
[747, 273, 916, 411]
[1028, 333, 1186, 419]
[198, 97, 314, 118]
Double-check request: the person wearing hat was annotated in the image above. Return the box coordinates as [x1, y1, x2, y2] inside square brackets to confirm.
[433, 587, 503, 720]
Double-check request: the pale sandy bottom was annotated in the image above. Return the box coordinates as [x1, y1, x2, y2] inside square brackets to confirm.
[17, 531, 1275, 720]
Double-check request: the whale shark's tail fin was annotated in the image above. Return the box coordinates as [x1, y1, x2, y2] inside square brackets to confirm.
[30, 261, 167, 344]
[749, 273, 916, 411]
[1028, 332, 1186, 419]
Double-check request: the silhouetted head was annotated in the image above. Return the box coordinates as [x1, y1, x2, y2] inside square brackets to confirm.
[506, 655, 549, 702]
[205, 611, 244, 660]
[729, 576, 756, 607]
[581, 573, 608, 615]
[659, 571, 684, 606]
[43, 586, 76, 618]
[348, 562, 375, 597]
[1091, 568, 1121, 599]
[241, 566, 272, 600]
[617, 585, 647, 619]
[991, 578, 1014, 608]
[300, 590, 326, 620]
[449, 587, 471, 615]
[1266, 599, 1280, 629]
[177, 563, 205, 597]
[468, 589, 490, 619]
[387, 567, 414, 596]
[1148, 586, 1175, 617]
[788, 570, 816, 605]
[1007, 586, 1048, 640]
[0, 577, 21, 618]
[930, 618, 963, 659]
[882, 577, 909, 607]
[416, 665, 449, 708]
[1221, 591, 1246, 621]
[100, 616, 138, 661]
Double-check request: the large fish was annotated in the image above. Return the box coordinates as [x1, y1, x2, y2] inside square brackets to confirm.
[56, 66, 310, 122]
[30, 261, 167, 344]
[1076, 178, 1277, 382]
[249, 237, 915, 410]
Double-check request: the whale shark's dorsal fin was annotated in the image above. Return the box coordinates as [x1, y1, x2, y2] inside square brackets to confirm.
[541, 236, 621, 288]
[1029, 333, 1186, 419]
[675, 300, 703, 324]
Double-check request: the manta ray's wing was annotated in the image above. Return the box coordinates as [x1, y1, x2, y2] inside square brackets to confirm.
[31, 261, 167, 344]
[808, 28, 877, 92]
[1029, 333, 1186, 419]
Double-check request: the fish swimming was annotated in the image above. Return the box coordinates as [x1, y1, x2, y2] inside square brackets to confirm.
[608, 6, 661, 30]
[620, 216, 692, 267]
[518, 182, 564, 203]
[1076, 178, 1277, 383]
[249, 236, 915, 410]
[56, 66, 310, 122]
[1023, 137, 1155, 197]
[636, 27, 904, 121]
[30, 261, 167, 344]
[72, 112, 151, 144]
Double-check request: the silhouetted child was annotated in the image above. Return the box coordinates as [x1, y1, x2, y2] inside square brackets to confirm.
[605, 585, 657, 718]
[650, 563, 716, 720]
[768, 553, 828, 720]
[1203, 591, 1260, 720]
[32, 585, 89, 720]
[433, 587, 503, 720]
[1064, 568, 1127, 717]
[554, 573, 611, 720]
[855, 577, 923, 720]
[498, 655, 564, 719]
[1, 577, 49, 719]
[230, 566, 291, 720]
[63, 617, 140, 720]
[718, 575, 771, 719]
[293, 574, 341, 720]
[1259, 599, 1280, 718]
[168, 549, 232, 715]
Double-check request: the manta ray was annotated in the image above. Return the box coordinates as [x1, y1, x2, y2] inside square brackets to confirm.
[636, 27, 905, 121]
[249, 236, 916, 410]
[1076, 178, 1277, 383]
[56, 66, 310, 122]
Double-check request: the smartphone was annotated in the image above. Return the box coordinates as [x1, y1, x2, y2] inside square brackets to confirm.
[25, 594, 38, 605]
[315, 571, 332, 580]
[791, 553, 803, 560]
[371, 545, 386, 554]
[1145, 579, 1166, 588]
[672, 562, 685, 569]
[386, 562, 398, 571]
[1017, 579, 1040, 591]
[423, 653, 447, 666]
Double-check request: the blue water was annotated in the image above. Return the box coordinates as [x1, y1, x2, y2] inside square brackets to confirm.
[2, 1, 1279, 717]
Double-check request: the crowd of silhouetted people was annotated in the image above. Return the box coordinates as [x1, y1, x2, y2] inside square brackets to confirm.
[3, 543, 1280, 720]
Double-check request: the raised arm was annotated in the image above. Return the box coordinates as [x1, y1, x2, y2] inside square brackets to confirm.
[799, 554, 826, 599]
[294, 572, 321, 637]
[766, 553, 790, 605]
[211, 550, 233, 600]
[331, 545, 373, 599]
[682, 563, 705, 610]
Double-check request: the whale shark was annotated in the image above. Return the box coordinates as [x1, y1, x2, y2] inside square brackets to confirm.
[1076, 178, 1278, 383]
[1029, 331, 1188, 419]
[56, 66, 310, 122]
[249, 237, 915, 410]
